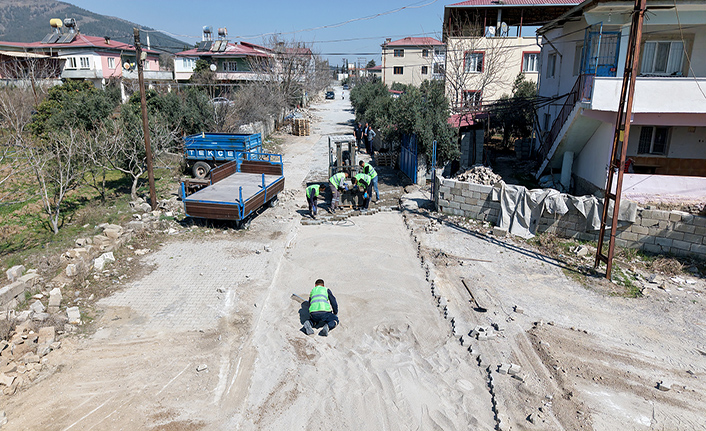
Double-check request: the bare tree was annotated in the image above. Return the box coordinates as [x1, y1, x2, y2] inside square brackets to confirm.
[22, 127, 88, 234]
[443, 20, 512, 119]
[87, 117, 177, 200]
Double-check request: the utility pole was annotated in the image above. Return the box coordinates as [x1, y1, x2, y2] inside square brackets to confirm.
[133, 28, 158, 211]
[594, 0, 647, 279]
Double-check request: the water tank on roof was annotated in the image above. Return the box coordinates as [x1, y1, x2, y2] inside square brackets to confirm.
[50, 18, 63, 28]
[218, 27, 227, 38]
[63, 18, 76, 28]
[203, 26, 212, 34]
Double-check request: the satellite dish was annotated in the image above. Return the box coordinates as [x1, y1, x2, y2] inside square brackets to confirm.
[487, 26, 496, 37]
[123, 62, 132, 71]
[500, 22, 508, 36]
[209, 64, 217, 72]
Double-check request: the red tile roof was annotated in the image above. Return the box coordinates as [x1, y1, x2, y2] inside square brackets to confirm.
[0, 34, 156, 53]
[449, 0, 579, 6]
[176, 41, 269, 58]
[384, 37, 443, 47]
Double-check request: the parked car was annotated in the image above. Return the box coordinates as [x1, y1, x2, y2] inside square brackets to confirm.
[342, 84, 349, 90]
[325, 91, 335, 99]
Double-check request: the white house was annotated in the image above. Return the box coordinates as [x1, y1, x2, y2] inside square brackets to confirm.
[535, 0, 706, 202]
[381, 37, 445, 87]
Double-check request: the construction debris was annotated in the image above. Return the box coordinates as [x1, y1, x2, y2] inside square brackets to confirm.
[455, 165, 502, 186]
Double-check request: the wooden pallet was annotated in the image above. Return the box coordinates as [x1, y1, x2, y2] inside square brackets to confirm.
[292, 118, 310, 136]
[375, 152, 397, 167]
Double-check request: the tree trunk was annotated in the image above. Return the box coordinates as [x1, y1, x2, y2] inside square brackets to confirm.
[131, 176, 140, 201]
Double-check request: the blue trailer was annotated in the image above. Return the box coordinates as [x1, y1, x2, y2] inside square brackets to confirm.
[180, 152, 284, 228]
[184, 132, 263, 178]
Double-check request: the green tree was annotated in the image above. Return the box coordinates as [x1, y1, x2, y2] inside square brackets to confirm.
[366, 59, 376, 69]
[494, 73, 536, 147]
[29, 80, 120, 137]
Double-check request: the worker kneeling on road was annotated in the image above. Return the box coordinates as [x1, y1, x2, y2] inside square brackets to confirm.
[358, 160, 379, 202]
[303, 279, 339, 337]
[305, 183, 322, 218]
[352, 173, 372, 211]
[328, 171, 348, 213]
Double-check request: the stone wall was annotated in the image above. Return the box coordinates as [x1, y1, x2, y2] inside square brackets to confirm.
[435, 177, 706, 259]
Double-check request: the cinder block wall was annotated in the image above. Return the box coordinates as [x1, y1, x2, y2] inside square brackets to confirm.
[435, 177, 706, 259]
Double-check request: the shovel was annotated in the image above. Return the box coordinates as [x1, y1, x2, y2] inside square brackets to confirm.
[290, 293, 307, 303]
[461, 278, 487, 312]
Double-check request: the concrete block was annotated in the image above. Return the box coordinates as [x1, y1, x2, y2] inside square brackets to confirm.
[66, 306, 81, 324]
[668, 212, 683, 222]
[447, 201, 461, 210]
[654, 237, 673, 247]
[643, 210, 670, 221]
[674, 223, 696, 234]
[694, 226, 706, 236]
[665, 231, 684, 241]
[48, 288, 62, 308]
[29, 300, 45, 314]
[0, 281, 26, 305]
[682, 233, 701, 244]
[6, 265, 25, 282]
[637, 235, 655, 244]
[690, 243, 706, 255]
[631, 225, 649, 235]
[439, 186, 451, 195]
[619, 232, 639, 241]
[615, 239, 628, 248]
[460, 204, 473, 211]
[643, 243, 663, 254]
[438, 199, 450, 207]
[692, 216, 706, 227]
[669, 247, 689, 256]
[492, 227, 507, 237]
[640, 218, 659, 227]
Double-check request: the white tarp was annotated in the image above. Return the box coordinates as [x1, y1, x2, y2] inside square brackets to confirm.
[490, 181, 636, 239]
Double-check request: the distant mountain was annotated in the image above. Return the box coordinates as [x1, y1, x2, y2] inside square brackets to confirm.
[0, 0, 191, 52]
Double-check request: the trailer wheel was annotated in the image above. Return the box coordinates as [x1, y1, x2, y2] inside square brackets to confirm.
[192, 161, 211, 179]
[238, 218, 251, 230]
[267, 196, 279, 207]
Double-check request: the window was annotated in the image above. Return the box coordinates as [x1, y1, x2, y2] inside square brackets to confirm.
[640, 41, 684, 75]
[433, 62, 445, 75]
[393, 66, 403, 75]
[66, 57, 77, 69]
[522, 53, 539, 72]
[638, 126, 670, 155]
[223, 61, 237, 72]
[573, 44, 584, 76]
[182, 58, 196, 69]
[547, 53, 557, 78]
[421, 66, 428, 75]
[434, 48, 443, 56]
[464, 52, 484, 73]
[394, 49, 404, 57]
[107, 57, 115, 69]
[79, 56, 90, 69]
[144, 60, 150, 70]
[422, 49, 429, 57]
[463, 91, 482, 109]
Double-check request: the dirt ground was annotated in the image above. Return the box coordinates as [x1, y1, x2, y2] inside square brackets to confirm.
[3, 86, 706, 430]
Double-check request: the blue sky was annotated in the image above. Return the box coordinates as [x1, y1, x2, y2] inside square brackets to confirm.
[68, 0, 450, 66]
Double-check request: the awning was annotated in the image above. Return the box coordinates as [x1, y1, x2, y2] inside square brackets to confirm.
[0, 50, 52, 59]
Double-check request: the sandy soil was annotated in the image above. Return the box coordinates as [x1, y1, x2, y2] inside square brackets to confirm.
[3, 87, 706, 430]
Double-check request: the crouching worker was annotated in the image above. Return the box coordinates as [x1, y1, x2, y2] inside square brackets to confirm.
[352, 173, 372, 211]
[303, 279, 339, 336]
[305, 183, 322, 218]
[328, 171, 348, 213]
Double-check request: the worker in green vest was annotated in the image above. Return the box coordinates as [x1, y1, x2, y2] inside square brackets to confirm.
[302, 279, 339, 336]
[305, 184, 323, 218]
[359, 160, 379, 202]
[352, 172, 372, 211]
[328, 171, 348, 213]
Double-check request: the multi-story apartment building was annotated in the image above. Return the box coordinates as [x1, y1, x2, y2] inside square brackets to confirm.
[535, 0, 706, 199]
[442, 0, 578, 112]
[381, 37, 445, 87]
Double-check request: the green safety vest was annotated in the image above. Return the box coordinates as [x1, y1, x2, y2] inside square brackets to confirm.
[363, 163, 377, 179]
[309, 285, 332, 313]
[306, 184, 321, 198]
[355, 173, 371, 187]
[329, 173, 346, 188]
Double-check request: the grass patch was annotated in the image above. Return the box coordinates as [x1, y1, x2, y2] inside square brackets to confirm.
[611, 265, 643, 298]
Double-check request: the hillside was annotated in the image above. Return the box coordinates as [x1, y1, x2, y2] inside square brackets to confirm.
[0, 0, 189, 52]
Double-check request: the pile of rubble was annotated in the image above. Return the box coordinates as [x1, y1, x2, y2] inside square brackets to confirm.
[455, 165, 502, 186]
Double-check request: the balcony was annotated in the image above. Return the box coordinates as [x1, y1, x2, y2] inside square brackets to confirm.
[590, 76, 706, 114]
[122, 70, 174, 81]
[62, 69, 100, 79]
